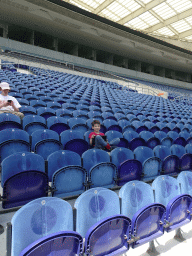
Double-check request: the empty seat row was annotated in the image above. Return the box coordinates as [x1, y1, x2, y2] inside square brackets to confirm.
[9, 172, 192, 256]
[2, 143, 192, 209]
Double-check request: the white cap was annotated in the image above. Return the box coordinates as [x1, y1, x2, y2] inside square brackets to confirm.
[0, 82, 10, 90]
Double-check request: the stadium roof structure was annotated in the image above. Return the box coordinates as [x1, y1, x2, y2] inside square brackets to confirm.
[61, 0, 192, 43]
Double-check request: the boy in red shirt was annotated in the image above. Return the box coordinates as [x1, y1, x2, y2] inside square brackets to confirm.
[89, 120, 120, 150]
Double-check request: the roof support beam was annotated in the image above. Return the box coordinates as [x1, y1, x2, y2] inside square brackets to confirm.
[148, 9, 179, 36]
[70, 0, 94, 12]
[178, 29, 192, 39]
[146, 7, 192, 33]
[94, 0, 115, 14]
[118, 0, 166, 25]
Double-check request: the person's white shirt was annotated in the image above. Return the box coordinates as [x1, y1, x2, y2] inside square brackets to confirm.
[0, 94, 21, 111]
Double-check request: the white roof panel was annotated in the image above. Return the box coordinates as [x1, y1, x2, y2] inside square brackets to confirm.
[152, 3, 176, 20]
[63, 0, 192, 42]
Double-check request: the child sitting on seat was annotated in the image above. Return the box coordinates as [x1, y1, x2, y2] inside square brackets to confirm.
[89, 120, 120, 150]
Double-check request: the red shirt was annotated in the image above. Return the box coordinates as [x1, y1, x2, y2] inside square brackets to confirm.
[88, 132, 105, 139]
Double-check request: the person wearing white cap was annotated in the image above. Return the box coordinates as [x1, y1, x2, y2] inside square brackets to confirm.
[0, 82, 24, 119]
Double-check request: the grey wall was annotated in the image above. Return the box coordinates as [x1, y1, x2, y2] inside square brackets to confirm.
[0, 37, 192, 90]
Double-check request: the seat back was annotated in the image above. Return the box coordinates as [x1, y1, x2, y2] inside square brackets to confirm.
[60, 130, 83, 147]
[0, 113, 21, 130]
[0, 128, 29, 144]
[23, 115, 46, 128]
[111, 147, 134, 168]
[154, 131, 167, 140]
[20, 106, 36, 115]
[173, 137, 187, 147]
[119, 180, 154, 219]
[185, 144, 192, 154]
[153, 145, 171, 160]
[1, 152, 45, 186]
[170, 144, 186, 158]
[37, 107, 56, 119]
[123, 131, 139, 142]
[179, 131, 190, 140]
[167, 131, 178, 141]
[74, 187, 120, 237]
[134, 146, 154, 164]
[152, 175, 180, 206]
[52, 166, 87, 198]
[64, 139, 89, 156]
[47, 150, 81, 181]
[105, 130, 123, 142]
[139, 131, 153, 141]
[31, 129, 59, 151]
[68, 117, 86, 128]
[11, 197, 73, 256]
[177, 171, 192, 196]
[82, 148, 110, 172]
[103, 119, 118, 129]
[47, 116, 70, 135]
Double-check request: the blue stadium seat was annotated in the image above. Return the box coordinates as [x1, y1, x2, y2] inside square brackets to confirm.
[82, 149, 117, 188]
[31, 129, 62, 159]
[0, 129, 30, 162]
[60, 130, 89, 156]
[149, 125, 160, 134]
[139, 131, 154, 141]
[52, 165, 87, 198]
[179, 131, 190, 140]
[154, 131, 172, 147]
[119, 180, 166, 249]
[1, 152, 45, 186]
[23, 115, 47, 135]
[139, 131, 160, 149]
[1, 153, 47, 209]
[152, 175, 192, 234]
[167, 131, 179, 141]
[47, 116, 70, 135]
[11, 197, 73, 256]
[17, 98, 29, 106]
[173, 137, 187, 147]
[185, 144, 192, 154]
[132, 120, 148, 133]
[60, 130, 83, 147]
[47, 150, 81, 181]
[74, 187, 121, 237]
[56, 109, 73, 119]
[123, 131, 139, 142]
[105, 130, 128, 147]
[134, 146, 161, 181]
[0, 113, 22, 130]
[20, 106, 36, 115]
[46, 102, 61, 110]
[129, 137, 146, 151]
[177, 171, 192, 196]
[24, 94, 39, 101]
[40, 96, 53, 103]
[170, 144, 186, 158]
[153, 145, 171, 161]
[103, 119, 122, 132]
[68, 117, 89, 136]
[118, 119, 130, 129]
[111, 147, 142, 185]
[30, 100, 46, 109]
[37, 107, 56, 120]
